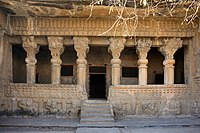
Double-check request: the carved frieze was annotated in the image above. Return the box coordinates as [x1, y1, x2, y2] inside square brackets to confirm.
[45, 100, 59, 114]
[18, 98, 37, 114]
[192, 101, 200, 117]
[163, 101, 181, 116]
[2, 84, 83, 117]
[11, 17, 196, 37]
[109, 85, 189, 116]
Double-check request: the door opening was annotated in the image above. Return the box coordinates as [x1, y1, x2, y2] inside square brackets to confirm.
[89, 74, 106, 99]
[89, 66, 106, 99]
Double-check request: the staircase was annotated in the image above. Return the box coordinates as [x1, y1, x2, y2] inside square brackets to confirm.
[80, 100, 114, 124]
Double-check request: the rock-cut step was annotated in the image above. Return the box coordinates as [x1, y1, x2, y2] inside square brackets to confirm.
[80, 100, 114, 124]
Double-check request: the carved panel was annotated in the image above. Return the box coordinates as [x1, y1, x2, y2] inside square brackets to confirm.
[1, 84, 84, 117]
[10, 17, 197, 37]
[109, 84, 189, 117]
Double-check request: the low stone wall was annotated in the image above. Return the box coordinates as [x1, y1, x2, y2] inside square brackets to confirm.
[0, 83, 86, 118]
[108, 84, 190, 117]
[192, 77, 200, 117]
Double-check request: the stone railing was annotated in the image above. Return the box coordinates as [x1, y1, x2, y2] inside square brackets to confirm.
[4, 83, 85, 99]
[108, 84, 190, 117]
[1, 83, 86, 118]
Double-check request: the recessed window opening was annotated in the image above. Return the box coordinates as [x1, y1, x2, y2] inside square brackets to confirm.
[61, 65, 73, 76]
[122, 67, 138, 78]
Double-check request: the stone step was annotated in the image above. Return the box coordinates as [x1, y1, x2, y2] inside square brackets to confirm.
[81, 113, 113, 118]
[81, 106, 112, 110]
[82, 103, 111, 107]
[84, 100, 108, 104]
[80, 117, 114, 124]
[80, 100, 114, 124]
[81, 109, 112, 114]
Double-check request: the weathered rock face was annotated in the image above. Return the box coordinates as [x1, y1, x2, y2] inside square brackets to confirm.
[0, 0, 199, 18]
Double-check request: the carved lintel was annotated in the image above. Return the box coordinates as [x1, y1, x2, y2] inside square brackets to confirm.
[136, 38, 152, 59]
[108, 37, 126, 59]
[22, 36, 39, 65]
[73, 37, 89, 59]
[159, 38, 183, 60]
[48, 37, 64, 65]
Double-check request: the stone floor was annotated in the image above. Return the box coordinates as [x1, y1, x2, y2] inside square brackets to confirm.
[0, 117, 199, 133]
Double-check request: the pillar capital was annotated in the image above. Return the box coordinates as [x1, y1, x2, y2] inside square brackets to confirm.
[48, 36, 64, 65]
[108, 37, 126, 59]
[73, 37, 89, 59]
[136, 38, 152, 59]
[159, 38, 182, 59]
[22, 36, 39, 61]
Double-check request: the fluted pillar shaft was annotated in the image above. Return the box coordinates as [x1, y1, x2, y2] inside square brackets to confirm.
[22, 36, 39, 84]
[109, 37, 126, 85]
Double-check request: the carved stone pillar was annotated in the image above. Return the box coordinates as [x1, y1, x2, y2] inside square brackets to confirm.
[48, 37, 64, 84]
[109, 37, 126, 85]
[22, 36, 39, 84]
[136, 38, 152, 85]
[159, 38, 182, 84]
[73, 37, 89, 91]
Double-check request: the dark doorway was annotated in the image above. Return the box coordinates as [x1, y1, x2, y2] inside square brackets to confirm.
[89, 74, 106, 99]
